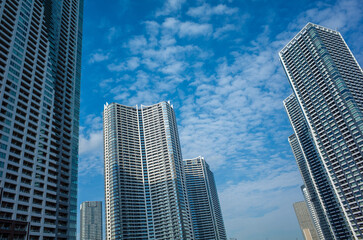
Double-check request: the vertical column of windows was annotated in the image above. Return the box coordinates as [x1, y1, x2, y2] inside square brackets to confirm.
[104, 104, 148, 240]
[139, 109, 155, 239]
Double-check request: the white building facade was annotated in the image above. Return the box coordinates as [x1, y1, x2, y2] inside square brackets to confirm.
[184, 156, 227, 240]
[103, 102, 193, 240]
[80, 201, 102, 240]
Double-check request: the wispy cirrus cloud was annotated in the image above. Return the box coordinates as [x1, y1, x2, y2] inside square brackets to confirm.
[112, 23, 211, 79]
[107, 26, 121, 43]
[187, 3, 238, 20]
[127, 35, 148, 54]
[179, 21, 213, 37]
[220, 167, 302, 239]
[78, 114, 104, 176]
[156, 0, 186, 16]
[178, 28, 291, 170]
[293, 0, 362, 32]
[88, 51, 109, 64]
[213, 24, 236, 39]
[162, 18, 213, 38]
[108, 57, 140, 72]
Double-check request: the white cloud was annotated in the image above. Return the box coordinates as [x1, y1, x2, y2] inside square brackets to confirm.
[126, 57, 140, 70]
[161, 61, 185, 74]
[213, 24, 236, 39]
[177, 33, 291, 169]
[107, 63, 124, 72]
[142, 58, 160, 70]
[161, 18, 213, 38]
[156, 0, 186, 16]
[107, 26, 120, 42]
[162, 17, 180, 30]
[179, 21, 213, 37]
[79, 130, 103, 156]
[78, 114, 104, 176]
[99, 78, 114, 88]
[220, 169, 303, 239]
[88, 51, 109, 64]
[108, 57, 140, 72]
[294, 0, 362, 32]
[159, 34, 177, 47]
[122, 90, 165, 106]
[187, 3, 238, 20]
[127, 35, 148, 54]
[144, 21, 160, 36]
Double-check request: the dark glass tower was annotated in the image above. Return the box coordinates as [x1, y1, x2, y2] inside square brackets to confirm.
[184, 156, 227, 240]
[103, 102, 193, 240]
[0, 0, 83, 239]
[281, 23, 363, 238]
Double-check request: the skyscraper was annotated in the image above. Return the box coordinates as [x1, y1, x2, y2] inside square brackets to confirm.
[284, 94, 348, 239]
[103, 101, 193, 239]
[300, 185, 324, 240]
[280, 23, 363, 238]
[293, 201, 319, 240]
[0, 0, 83, 239]
[80, 201, 102, 240]
[183, 156, 227, 240]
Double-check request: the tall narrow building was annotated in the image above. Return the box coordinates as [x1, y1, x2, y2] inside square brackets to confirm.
[80, 201, 102, 240]
[284, 95, 348, 239]
[183, 156, 227, 240]
[280, 23, 363, 238]
[0, 0, 83, 239]
[300, 185, 324, 240]
[103, 101, 193, 240]
[293, 201, 319, 240]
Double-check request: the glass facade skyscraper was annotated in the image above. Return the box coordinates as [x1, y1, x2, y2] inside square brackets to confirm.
[0, 0, 83, 239]
[80, 201, 102, 240]
[103, 101, 193, 240]
[281, 23, 363, 238]
[183, 156, 227, 240]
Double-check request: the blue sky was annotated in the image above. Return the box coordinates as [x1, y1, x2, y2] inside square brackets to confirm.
[77, 0, 363, 239]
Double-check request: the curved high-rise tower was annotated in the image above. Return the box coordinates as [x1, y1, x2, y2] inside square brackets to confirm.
[103, 101, 193, 240]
